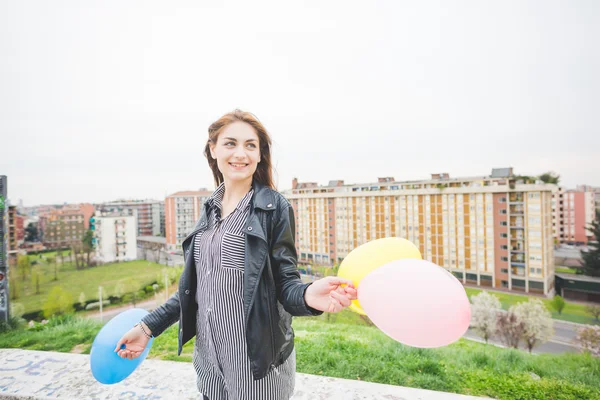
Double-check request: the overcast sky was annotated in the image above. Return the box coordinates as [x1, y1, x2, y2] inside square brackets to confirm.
[1, 1, 598, 207]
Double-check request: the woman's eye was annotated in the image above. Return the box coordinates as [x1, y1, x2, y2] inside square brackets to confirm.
[246, 143, 257, 149]
[224, 141, 235, 147]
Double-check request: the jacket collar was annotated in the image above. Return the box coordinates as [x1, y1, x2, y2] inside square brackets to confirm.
[185, 180, 277, 241]
[250, 180, 278, 212]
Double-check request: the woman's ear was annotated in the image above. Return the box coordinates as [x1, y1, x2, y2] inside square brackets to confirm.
[209, 141, 216, 159]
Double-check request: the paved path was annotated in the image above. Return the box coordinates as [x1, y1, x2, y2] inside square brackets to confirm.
[0, 349, 488, 399]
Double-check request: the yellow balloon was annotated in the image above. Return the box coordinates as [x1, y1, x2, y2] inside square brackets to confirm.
[338, 237, 422, 315]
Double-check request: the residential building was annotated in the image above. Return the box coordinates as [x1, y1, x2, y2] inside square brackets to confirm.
[165, 189, 213, 250]
[576, 185, 600, 214]
[553, 187, 596, 245]
[97, 200, 165, 237]
[23, 205, 61, 217]
[38, 204, 95, 249]
[137, 236, 168, 264]
[7, 206, 19, 268]
[94, 214, 137, 263]
[284, 168, 556, 295]
[0, 175, 8, 323]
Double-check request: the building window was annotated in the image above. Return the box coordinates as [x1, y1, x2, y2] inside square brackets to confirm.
[501, 268, 508, 273]
[499, 197, 506, 203]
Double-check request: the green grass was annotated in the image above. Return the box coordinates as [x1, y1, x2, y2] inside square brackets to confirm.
[11, 259, 166, 315]
[464, 287, 600, 326]
[555, 267, 579, 274]
[0, 316, 101, 353]
[291, 318, 600, 400]
[1, 313, 599, 399]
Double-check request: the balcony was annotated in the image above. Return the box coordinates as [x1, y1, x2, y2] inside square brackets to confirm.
[511, 253, 525, 262]
[511, 266, 526, 276]
[509, 193, 524, 203]
[510, 231, 524, 239]
[509, 205, 524, 215]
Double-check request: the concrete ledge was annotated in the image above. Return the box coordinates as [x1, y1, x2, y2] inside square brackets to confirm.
[0, 349, 487, 399]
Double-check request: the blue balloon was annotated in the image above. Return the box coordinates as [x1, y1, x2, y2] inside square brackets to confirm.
[90, 308, 154, 384]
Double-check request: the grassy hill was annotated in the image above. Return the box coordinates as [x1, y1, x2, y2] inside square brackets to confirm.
[10, 256, 166, 315]
[1, 312, 598, 400]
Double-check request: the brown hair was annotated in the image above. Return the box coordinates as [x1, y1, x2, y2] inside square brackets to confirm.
[204, 109, 275, 189]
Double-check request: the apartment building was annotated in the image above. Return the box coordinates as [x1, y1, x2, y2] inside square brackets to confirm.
[284, 168, 556, 295]
[165, 190, 213, 250]
[98, 200, 165, 237]
[38, 204, 95, 249]
[553, 187, 597, 245]
[577, 185, 600, 213]
[7, 205, 20, 268]
[94, 214, 137, 263]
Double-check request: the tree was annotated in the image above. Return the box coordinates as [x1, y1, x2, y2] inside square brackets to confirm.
[579, 211, 600, 277]
[71, 244, 85, 270]
[150, 242, 163, 263]
[17, 255, 30, 282]
[576, 325, 600, 357]
[496, 311, 525, 349]
[512, 299, 554, 353]
[82, 230, 95, 267]
[550, 295, 566, 315]
[31, 267, 41, 294]
[470, 291, 501, 343]
[10, 277, 18, 300]
[139, 245, 147, 261]
[586, 305, 600, 322]
[56, 250, 63, 266]
[42, 287, 74, 318]
[538, 171, 560, 184]
[25, 223, 38, 242]
[47, 255, 57, 281]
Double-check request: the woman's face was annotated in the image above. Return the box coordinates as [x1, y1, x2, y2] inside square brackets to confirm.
[210, 121, 261, 186]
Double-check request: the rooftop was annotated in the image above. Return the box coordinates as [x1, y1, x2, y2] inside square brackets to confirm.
[555, 272, 600, 284]
[167, 190, 213, 198]
[137, 236, 167, 244]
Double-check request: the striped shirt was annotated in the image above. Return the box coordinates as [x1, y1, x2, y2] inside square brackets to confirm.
[192, 183, 295, 400]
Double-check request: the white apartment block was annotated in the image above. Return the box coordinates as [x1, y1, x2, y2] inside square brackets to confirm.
[94, 214, 137, 263]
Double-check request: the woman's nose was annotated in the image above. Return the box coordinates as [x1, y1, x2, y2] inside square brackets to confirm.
[233, 145, 246, 158]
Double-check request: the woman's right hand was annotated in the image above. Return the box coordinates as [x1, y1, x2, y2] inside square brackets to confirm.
[114, 323, 151, 360]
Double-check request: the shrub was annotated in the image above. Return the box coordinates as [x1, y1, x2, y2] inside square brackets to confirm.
[42, 287, 74, 319]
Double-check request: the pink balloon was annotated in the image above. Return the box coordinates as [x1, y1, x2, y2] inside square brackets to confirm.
[358, 259, 471, 348]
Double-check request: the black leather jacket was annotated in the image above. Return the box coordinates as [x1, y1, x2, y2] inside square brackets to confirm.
[142, 181, 321, 380]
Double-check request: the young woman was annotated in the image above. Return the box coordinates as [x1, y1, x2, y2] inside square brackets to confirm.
[115, 110, 357, 399]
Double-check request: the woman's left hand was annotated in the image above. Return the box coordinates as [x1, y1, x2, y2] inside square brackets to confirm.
[304, 276, 358, 313]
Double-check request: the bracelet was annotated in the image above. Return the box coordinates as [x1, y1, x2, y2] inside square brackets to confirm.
[134, 322, 153, 339]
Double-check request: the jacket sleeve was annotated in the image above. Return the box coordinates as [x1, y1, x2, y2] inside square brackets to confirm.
[270, 204, 323, 317]
[141, 291, 181, 337]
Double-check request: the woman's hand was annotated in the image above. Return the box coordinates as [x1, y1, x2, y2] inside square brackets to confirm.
[304, 276, 358, 313]
[114, 322, 151, 360]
